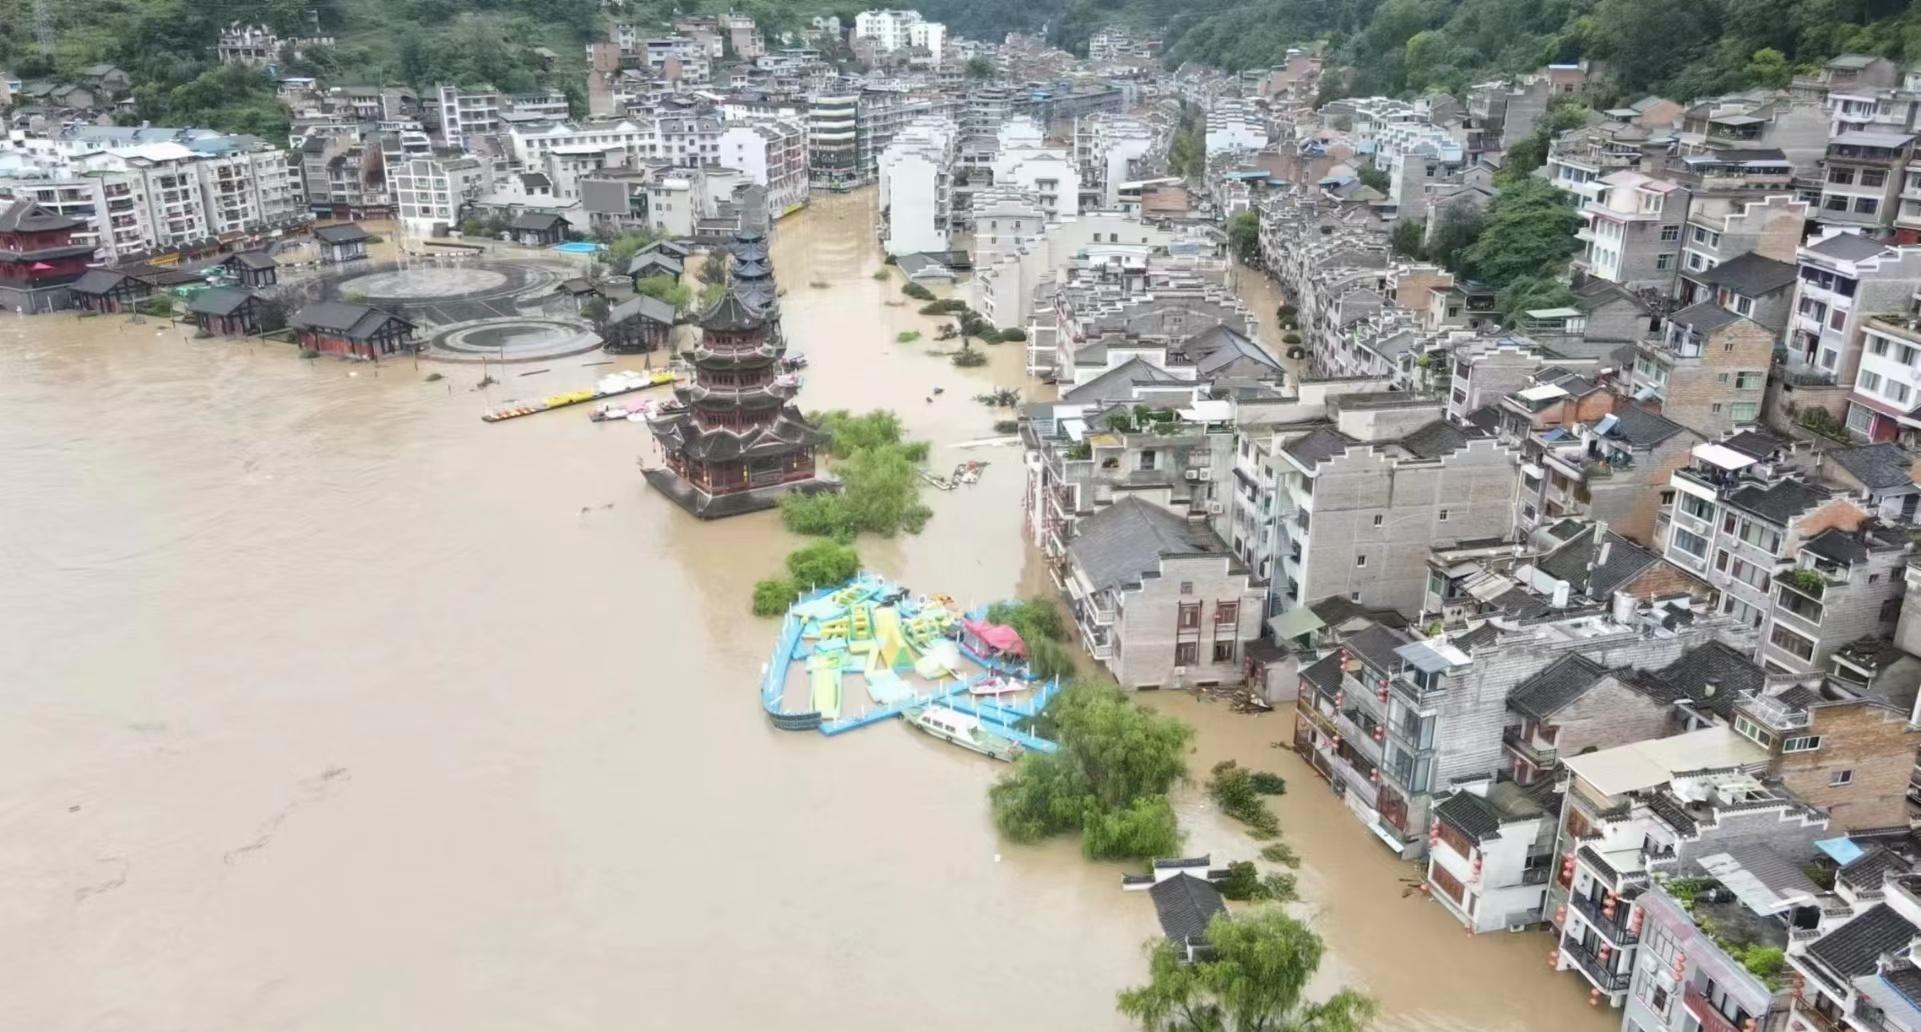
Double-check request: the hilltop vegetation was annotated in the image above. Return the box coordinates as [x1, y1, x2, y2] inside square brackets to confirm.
[902, 0, 1921, 108]
[0, 0, 600, 136]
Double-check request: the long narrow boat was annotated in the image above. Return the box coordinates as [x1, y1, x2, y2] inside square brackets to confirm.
[481, 369, 676, 423]
[901, 704, 1021, 762]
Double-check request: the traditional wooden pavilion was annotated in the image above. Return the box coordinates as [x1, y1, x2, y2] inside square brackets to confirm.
[289, 300, 416, 360]
[188, 287, 264, 336]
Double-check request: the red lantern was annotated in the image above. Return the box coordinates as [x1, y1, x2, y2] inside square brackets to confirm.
[1374, 725, 1386, 742]
[1555, 904, 1568, 925]
[1549, 949, 1560, 965]
[1370, 767, 1381, 784]
[1598, 943, 1611, 962]
[1335, 689, 1345, 706]
[1589, 988, 1601, 1006]
[1378, 684, 1389, 703]
[1628, 908, 1644, 933]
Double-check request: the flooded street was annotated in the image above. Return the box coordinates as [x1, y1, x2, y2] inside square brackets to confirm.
[0, 190, 1607, 1031]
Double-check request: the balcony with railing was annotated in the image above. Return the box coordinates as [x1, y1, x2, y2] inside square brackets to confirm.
[1503, 727, 1558, 767]
[1560, 937, 1632, 993]
[1568, 890, 1641, 945]
[1683, 984, 1745, 1032]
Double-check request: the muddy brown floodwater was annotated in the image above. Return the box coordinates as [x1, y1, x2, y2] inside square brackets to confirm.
[0, 190, 1610, 1032]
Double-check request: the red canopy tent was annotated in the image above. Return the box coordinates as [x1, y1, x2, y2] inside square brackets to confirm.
[960, 618, 1027, 658]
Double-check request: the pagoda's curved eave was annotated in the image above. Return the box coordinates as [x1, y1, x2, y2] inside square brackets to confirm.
[685, 349, 783, 369]
[676, 388, 796, 408]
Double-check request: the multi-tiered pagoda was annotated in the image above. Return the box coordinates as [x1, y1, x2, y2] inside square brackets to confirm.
[642, 223, 834, 519]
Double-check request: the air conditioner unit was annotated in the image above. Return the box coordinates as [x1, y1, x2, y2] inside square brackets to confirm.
[1197, 468, 1213, 481]
[1184, 469, 1200, 481]
[1207, 502, 1224, 515]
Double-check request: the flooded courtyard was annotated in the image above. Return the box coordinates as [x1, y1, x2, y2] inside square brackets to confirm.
[0, 190, 1611, 1031]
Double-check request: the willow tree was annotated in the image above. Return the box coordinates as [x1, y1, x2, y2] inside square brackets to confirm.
[1118, 905, 1376, 1032]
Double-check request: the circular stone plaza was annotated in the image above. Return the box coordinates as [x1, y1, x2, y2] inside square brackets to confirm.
[293, 254, 602, 363]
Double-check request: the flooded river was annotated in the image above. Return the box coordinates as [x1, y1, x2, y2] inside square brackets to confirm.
[0, 190, 1609, 1031]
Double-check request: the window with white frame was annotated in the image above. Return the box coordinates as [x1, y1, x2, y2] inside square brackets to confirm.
[1783, 735, 1822, 753]
[1831, 769, 1854, 786]
[1862, 370, 1884, 392]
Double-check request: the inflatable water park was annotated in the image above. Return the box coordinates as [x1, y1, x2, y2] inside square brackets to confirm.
[759, 574, 1060, 760]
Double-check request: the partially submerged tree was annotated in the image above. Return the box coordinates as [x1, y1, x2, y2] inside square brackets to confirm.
[1118, 905, 1377, 1032]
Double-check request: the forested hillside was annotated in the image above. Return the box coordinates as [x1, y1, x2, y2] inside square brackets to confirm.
[910, 0, 1921, 106]
[0, 0, 603, 136]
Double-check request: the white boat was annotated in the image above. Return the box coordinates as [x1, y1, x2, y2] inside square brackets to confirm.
[902, 704, 1021, 762]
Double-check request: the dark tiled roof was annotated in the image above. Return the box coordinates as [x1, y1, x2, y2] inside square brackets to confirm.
[187, 286, 256, 316]
[226, 250, 277, 270]
[1300, 652, 1343, 695]
[1839, 846, 1908, 890]
[1283, 426, 1352, 467]
[1646, 792, 1697, 836]
[1434, 791, 1504, 842]
[1589, 534, 1661, 597]
[627, 252, 685, 277]
[1400, 419, 1469, 460]
[1605, 404, 1686, 448]
[1722, 429, 1783, 459]
[1670, 301, 1740, 334]
[1808, 904, 1918, 978]
[1885, 967, 1921, 1011]
[1149, 873, 1226, 945]
[1342, 623, 1411, 674]
[508, 211, 568, 232]
[696, 289, 769, 331]
[608, 294, 676, 326]
[67, 268, 145, 294]
[1827, 443, 1916, 491]
[1061, 357, 1186, 404]
[1454, 623, 1500, 650]
[1697, 252, 1798, 296]
[1068, 497, 1232, 592]
[1508, 653, 1610, 719]
[312, 223, 372, 244]
[1804, 527, 1869, 565]
[1808, 232, 1890, 263]
[1464, 405, 1502, 434]
[1726, 478, 1830, 524]
[1639, 641, 1765, 717]
[289, 301, 412, 340]
[0, 197, 84, 233]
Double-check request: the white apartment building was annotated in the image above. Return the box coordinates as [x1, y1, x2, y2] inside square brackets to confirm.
[1375, 121, 1465, 223]
[1787, 230, 1921, 386]
[991, 117, 1080, 220]
[854, 10, 930, 53]
[807, 92, 860, 189]
[718, 117, 810, 216]
[1204, 99, 1266, 157]
[390, 154, 488, 235]
[877, 116, 956, 256]
[0, 135, 303, 258]
[1075, 114, 1161, 210]
[437, 84, 501, 148]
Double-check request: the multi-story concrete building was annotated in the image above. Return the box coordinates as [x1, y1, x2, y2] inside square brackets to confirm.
[1815, 130, 1915, 236]
[806, 91, 860, 189]
[1786, 230, 1921, 389]
[1272, 396, 1520, 617]
[1203, 99, 1265, 158]
[876, 116, 955, 255]
[991, 118, 1079, 221]
[1632, 301, 1775, 437]
[217, 22, 281, 66]
[1731, 646, 1921, 832]
[1297, 604, 1738, 860]
[718, 117, 809, 217]
[1546, 731, 1820, 1008]
[1849, 311, 1921, 444]
[577, 164, 710, 238]
[1574, 170, 1689, 292]
[436, 84, 500, 149]
[1663, 440, 1877, 672]
[1423, 777, 1558, 933]
[1516, 402, 1699, 546]
[1375, 121, 1464, 224]
[1061, 497, 1266, 689]
[1787, 860, 1921, 1032]
[389, 154, 488, 235]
